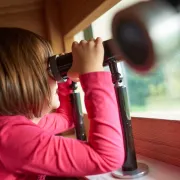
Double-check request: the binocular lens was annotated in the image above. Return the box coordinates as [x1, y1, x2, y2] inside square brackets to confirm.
[115, 20, 149, 66]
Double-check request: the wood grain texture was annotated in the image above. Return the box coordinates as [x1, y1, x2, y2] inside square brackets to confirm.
[44, 0, 65, 54]
[0, 0, 120, 53]
[59, 0, 120, 38]
[0, 0, 42, 8]
[63, 36, 74, 53]
[0, 0, 46, 37]
[44, 0, 74, 53]
[0, 8, 46, 37]
[132, 117, 180, 167]
[80, 115, 180, 167]
[0, 0, 43, 15]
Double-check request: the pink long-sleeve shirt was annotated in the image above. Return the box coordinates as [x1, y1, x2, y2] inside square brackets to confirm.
[0, 72, 125, 180]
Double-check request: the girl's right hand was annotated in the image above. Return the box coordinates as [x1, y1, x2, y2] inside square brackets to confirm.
[67, 37, 104, 82]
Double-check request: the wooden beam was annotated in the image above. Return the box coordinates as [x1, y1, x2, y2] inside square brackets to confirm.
[44, 0, 65, 54]
[45, 0, 121, 53]
[59, 0, 121, 38]
[63, 36, 74, 53]
[44, 0, 74, 53]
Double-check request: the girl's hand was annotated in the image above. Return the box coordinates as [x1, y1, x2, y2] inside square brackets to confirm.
[67, 37, 104, 82]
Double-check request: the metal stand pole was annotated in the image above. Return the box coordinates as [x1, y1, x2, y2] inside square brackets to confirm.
[108, 59, 148, 179]
[46, 82, 85, 180]
[70, 82, 87, 141]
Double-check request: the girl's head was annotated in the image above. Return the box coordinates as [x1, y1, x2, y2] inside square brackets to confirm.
[0, 27, 60, 119]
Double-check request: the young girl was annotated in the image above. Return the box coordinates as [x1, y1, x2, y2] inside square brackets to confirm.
[0, 27, 124, 180]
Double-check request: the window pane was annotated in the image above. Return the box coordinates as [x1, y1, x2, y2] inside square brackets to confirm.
[124, 56, 180, 120]
[90, 0, 180, 120]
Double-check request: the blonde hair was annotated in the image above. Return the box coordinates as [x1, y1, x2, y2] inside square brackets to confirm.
[0, 27, 53, 118]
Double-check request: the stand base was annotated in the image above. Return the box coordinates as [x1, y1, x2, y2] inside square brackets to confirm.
[111, 162, 149, 179]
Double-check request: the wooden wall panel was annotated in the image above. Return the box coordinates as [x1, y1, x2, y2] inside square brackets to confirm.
[44, 0, 65, 54]
[44, 0, 74, 53]
[135, 140, 180, 167]
[0, 9, 46, 37]
[132, 117, 180, 167]
[59, 0, 120, 38]
[0, 0, 46, 37]
[0, 0, 42, 8]
[0, 0, 121, 53]
[82, 115, 180, 167]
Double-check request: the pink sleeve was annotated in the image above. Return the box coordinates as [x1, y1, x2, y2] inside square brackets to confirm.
[38, 79, 74, 134]
[0, 72, 125, 177]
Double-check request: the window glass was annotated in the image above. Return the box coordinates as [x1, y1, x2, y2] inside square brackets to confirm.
[76, 0, 180, 120]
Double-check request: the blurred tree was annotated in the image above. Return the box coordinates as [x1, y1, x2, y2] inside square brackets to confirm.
[124, 65, 165, 109]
